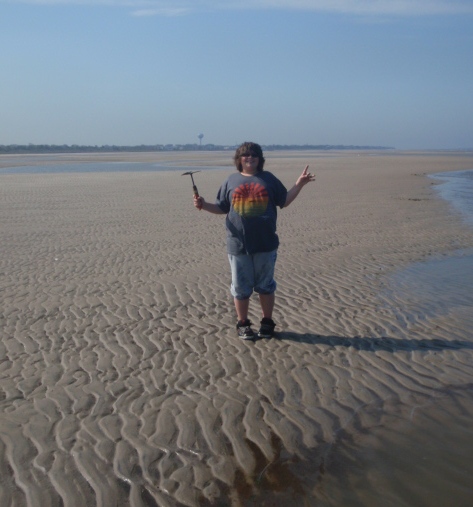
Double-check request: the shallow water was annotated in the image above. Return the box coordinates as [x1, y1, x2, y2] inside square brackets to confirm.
[384, 249, 473, 327]
[317, 387, 473, 507]
[328, 170, 473, 507]
[430, 169, 473, 226]
[0, 162, 229, 174]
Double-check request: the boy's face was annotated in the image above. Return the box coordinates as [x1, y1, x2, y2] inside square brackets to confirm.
[240, 154, 259, 175]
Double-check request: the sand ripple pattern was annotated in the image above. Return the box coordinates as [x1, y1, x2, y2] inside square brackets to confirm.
[1, 158, 473, 506]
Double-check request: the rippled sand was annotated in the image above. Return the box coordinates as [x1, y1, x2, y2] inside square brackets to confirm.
[1, 151, 473, 506]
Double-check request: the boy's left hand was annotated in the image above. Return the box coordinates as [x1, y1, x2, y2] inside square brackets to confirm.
[296, 165, 316, 187]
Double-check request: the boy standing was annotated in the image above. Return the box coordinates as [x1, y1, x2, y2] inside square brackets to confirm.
[194, 142, 315, 339]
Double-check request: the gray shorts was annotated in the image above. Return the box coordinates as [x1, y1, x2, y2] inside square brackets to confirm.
[228, 250, 277, 300]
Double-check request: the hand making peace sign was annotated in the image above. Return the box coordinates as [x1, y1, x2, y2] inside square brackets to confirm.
[296, 165, 316, 187]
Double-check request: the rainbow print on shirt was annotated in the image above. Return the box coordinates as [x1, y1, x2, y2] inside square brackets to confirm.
[232, 182, 269, 217]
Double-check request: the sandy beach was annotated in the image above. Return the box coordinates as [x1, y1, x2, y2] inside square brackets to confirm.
[1, 150, 473, 506]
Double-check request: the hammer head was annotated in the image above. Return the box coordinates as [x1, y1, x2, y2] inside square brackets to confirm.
[181, 170, 200, 197]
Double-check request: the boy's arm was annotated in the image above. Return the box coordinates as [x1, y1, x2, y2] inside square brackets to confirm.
[284, 165, 315, 208]
[194, 195, 226, 214]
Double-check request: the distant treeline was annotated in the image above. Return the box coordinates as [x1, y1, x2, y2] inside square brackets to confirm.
[0, 143, 394, 155]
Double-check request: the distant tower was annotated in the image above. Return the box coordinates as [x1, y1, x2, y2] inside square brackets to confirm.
[198, 133, 204, 148]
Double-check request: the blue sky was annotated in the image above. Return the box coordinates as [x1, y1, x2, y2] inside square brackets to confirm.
[1, 1, 472, 149]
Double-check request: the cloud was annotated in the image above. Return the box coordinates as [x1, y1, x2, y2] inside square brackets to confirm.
[131, 7, 190, 17]
[5, 0, 473, 16]
[249, 1, 473, 16]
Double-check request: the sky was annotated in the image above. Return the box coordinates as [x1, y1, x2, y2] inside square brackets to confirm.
[1, 0, 473, 149]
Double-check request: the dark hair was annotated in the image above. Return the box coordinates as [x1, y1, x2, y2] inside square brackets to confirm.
[233, 142, 265, 172]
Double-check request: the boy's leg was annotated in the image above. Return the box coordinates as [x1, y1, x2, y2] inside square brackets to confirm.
[259, 292, 275, 319]
[254, 250, 278, 338]
[228, 253, 253, 325]
[234, 297, 250, 322]
[253, 250, 277, 309]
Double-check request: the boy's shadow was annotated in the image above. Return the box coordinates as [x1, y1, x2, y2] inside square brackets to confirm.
[274, 332, 473, 352]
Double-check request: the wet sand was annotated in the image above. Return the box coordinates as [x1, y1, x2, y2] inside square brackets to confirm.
[1, 150, 473, 506]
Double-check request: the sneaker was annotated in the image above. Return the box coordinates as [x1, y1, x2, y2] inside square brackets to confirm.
[257, 318, 276, 338]
[236, 320, 255, 340]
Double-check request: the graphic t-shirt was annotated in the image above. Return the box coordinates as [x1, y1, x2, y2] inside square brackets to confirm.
[215, 171, 288, 255]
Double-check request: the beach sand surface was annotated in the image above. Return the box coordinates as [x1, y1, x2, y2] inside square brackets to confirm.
[1, 151, 473, 506]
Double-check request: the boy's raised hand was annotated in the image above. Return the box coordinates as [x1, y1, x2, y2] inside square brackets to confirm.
[296, 165, 316, 187]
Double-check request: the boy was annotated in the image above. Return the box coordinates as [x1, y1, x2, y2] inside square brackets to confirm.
[194, 142, 315, 339]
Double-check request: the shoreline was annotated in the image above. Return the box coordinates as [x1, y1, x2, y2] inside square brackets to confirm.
[1, 151, 473, 505]
[1, 148, 473, 168]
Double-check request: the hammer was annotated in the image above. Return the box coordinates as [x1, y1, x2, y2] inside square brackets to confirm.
[182, 170, 200, 197]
